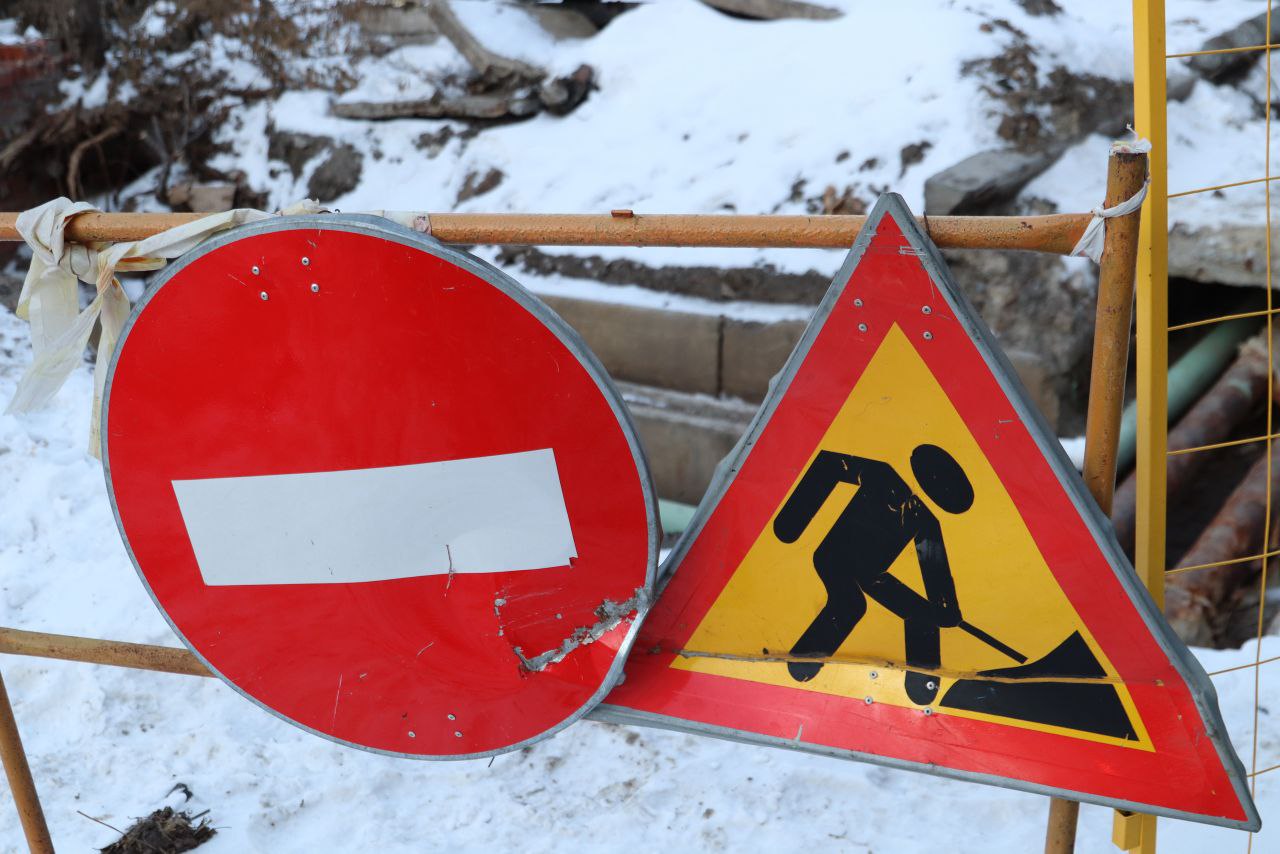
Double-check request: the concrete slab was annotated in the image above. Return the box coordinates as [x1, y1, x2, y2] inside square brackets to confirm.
[619, 382, 755, 505]
[722, 317, 807, 401]
[542, 295, 721, 396]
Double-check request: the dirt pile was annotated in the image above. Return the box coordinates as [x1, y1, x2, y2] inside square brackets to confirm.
[98, 806, 215, 854]
[961, 19, 1129, 154]
[3, 0, 358, 209]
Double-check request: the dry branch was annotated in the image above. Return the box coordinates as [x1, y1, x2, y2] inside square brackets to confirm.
[424, 0, 545, 81]
[332, 91, 540, 121]
[335, 1, 583, 123]
[66, 124, 121, 200]
[0, 121, 42, 173]
[0, 211, 1094, 254]
[699, 0, 841, 20]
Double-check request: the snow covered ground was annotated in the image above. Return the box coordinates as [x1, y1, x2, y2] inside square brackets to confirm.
[0, 307, 1277, 852]
[6, 1, 1280, 849]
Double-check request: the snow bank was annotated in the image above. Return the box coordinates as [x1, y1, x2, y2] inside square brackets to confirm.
[167, 0, 1078, 276]
[170, 0, 1278, 284]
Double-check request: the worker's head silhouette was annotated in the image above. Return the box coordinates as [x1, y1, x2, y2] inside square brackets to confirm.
[910, 443, 974, 514]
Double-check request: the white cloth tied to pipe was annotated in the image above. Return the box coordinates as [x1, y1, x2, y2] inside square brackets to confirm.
[6, 197, 325, 455]
[1069, 137, 1153, 264]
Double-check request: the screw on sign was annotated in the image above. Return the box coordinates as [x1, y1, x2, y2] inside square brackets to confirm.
[102, 216, 657, 758]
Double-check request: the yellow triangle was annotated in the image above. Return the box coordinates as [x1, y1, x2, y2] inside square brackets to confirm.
[673, 324, 1151, 749]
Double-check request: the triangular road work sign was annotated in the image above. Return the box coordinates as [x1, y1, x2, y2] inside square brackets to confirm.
[600, 195, 1259, 830]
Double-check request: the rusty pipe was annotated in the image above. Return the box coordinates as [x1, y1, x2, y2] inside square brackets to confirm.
[0, 627, 211, 678]
[1166, 450, 1279, 646]
[0, 670, 53, 854]
[1080, 150, 1148, 516]
[1111, 334, 1273, 554]
[1045, 149, 1148, 854]
[0, 210, 1093, 254]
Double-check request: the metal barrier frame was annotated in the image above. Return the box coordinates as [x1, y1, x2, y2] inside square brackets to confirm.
[0, 150, 1145, 853]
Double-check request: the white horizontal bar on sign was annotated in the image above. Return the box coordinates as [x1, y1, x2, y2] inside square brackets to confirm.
[171, 449, 578, 586]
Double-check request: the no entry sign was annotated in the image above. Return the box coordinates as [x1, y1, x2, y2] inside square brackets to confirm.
[103, 216, 657, 758]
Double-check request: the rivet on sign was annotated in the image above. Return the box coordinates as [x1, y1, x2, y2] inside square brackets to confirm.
[922, 305, 932, 315]
[555, 613, 563, 620]
[923, 331, 933, 341]
[858, 323, 868, 333]
[454, 731, 463, 738]
[251, 265, 260, 275]
[310, 283, 320, 293]
[923, 708, 933, 717]
[259, 292, 268, 301]
[864, 696, 873, 705]
[408, 731, 416, 738]
[302, 257, 311, 266]
[447, 714, 456, 721]
[854, 298, 864, 307]
[926, 680, 937, 691]
[869, 671, 878, 679]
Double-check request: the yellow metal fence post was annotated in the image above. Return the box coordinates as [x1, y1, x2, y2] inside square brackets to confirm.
[1119, 0, 1168, 851]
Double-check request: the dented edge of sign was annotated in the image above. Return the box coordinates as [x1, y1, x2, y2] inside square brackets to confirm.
[513, 588, 650, 673]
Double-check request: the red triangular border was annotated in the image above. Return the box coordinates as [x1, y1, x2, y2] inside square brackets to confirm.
[600, 195, 1258, 830]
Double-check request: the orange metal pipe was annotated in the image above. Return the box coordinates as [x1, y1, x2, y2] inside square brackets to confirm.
[0, 670, 53, 854]
[0, 210, 1092, 254]
[1081, 149, 1148, 517]
[0, 627, 211, 678]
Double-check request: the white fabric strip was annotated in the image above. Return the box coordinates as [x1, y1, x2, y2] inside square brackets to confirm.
[1069, 136, 1154, 264]
[6, 197, 325, 454]
[172, 449, 578, 586]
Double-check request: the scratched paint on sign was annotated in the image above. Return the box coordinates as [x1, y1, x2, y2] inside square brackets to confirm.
[672, 323, 1150, 749]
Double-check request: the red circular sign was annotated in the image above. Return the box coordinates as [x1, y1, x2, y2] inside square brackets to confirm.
[104, 217, 656, 758]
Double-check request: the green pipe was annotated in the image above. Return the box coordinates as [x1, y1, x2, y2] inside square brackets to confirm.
[1116, 316, 1262, 473]
[659, 498, 697, 536]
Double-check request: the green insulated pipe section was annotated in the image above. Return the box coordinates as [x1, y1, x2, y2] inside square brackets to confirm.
[659, 498, 697, 536]
[1115, 315, 1262, 474]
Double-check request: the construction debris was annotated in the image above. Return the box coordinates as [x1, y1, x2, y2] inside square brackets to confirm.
[424, 0, 545, 84]
[333, 0, 595, 124]
[924, 148, 1059, 215]
[98, 807, 214, 854]
[699, 0, 841, 20]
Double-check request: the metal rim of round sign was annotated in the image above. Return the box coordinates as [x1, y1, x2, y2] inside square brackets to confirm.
[101, 214, 659, 760]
